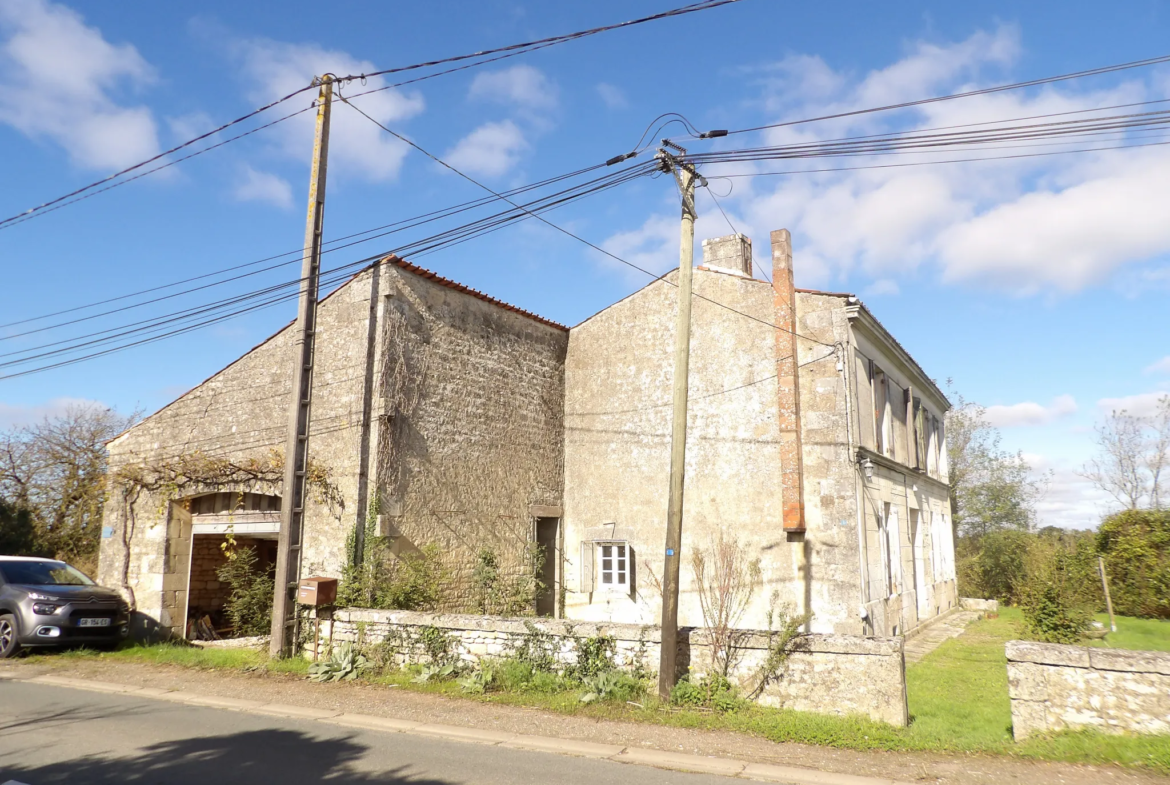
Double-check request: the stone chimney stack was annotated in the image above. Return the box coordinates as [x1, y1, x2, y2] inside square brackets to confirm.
[700, 234, 752, 277]
[771, 229, 806, 533]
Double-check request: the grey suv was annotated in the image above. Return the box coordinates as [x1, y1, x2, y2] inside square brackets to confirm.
[0, 556, 130, 657]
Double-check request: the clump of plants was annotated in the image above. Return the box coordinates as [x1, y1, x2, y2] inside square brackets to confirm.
[336, 500, 445, 611]
[472, 545, 545, 617]
[1018, 533, 1098, 643]
[579, 669, 643, 705]
[670, 673, 743, 712]
[308, 642, 369, 682]
[216, 538, 274, 637]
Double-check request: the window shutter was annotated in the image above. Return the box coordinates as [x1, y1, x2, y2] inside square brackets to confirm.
[579, 540, 594, 593]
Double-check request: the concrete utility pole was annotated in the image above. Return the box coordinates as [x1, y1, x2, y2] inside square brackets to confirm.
[657, 142, 699, 700]
[271, 75, 333, 658]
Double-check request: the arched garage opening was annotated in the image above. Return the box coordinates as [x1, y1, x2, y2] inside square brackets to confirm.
[185, 491, 280, 639]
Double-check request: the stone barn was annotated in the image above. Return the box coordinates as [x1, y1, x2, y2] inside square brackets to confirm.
[99, 229, 955, 641]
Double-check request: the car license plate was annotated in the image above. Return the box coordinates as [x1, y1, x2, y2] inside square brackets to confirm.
[77, 618, 111, 628]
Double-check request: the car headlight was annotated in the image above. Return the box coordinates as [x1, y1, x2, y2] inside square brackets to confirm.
[27, 591, 61, 601]
[32, 603, 60, 615]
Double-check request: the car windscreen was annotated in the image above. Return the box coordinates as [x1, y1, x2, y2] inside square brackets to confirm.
[0, 561, 95, 586]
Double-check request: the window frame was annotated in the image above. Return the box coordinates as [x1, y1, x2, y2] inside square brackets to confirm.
[597, 541, 630, 591]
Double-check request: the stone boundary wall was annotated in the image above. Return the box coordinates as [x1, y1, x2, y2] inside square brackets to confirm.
[1006, 640, 1170, 739]
[959, 597, 998, 612]
[319, 608, 908, 726]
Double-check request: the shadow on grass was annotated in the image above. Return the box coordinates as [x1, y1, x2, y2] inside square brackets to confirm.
[0, 728, 454, 785]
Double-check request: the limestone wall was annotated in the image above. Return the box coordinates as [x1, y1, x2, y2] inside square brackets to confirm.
[1006, 640, 1170, 739]
[322, 608, 908, 726]
[99, 259, 569, 632]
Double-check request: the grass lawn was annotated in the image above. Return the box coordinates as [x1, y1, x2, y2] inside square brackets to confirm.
[1088, 613, 1170, 652]
[19, 611, 1170, 775]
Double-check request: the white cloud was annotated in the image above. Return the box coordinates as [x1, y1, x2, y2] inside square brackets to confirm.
[0, 0, 159, 170]
[469, 65, 557, 111]
[0, 397, 106, 429]
[443, 120, 528, 178]
[726, 24, 1170, 294]
[863, 279, 899, 297]
[1097, 390, 1170, 417]
[1144, 356, 1170, 376]
[602, 214, 680, 280]
[596, 83, 628, 110]
[232, 165, 293, 209]
[983, 395, 1078, 427]
[1032, 459, 1115, 530]
[235, 37, 425, 182]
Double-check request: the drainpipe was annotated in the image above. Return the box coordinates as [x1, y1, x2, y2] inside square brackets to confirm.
[772, 229, 806, 534]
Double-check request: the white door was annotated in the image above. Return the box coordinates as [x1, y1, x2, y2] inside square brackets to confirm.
[914, 510, 931, 617]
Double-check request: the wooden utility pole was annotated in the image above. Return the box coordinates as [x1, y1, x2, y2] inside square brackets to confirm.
[271, 75, 333, 658]
[657, 143, 698, 700]
[1098, 556, 1117, 633]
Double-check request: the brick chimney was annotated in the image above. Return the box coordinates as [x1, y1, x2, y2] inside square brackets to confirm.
[772, 229, 806, 533]
[700, 234, 752, 277]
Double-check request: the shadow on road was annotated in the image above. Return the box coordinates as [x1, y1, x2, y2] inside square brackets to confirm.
[0, 728, 455, 784]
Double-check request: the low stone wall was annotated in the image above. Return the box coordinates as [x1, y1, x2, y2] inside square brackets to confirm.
[959, 597, 998, 613]
[1006, 640, 1170, 739]
[318, 609, 908, 726]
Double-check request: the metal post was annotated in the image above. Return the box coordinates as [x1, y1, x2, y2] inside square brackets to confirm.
[658, 147, 697, 700]
[271, 75, 332, 658]
[1098, 556, 1117, 633]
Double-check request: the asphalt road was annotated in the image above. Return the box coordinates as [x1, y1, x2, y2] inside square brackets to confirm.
[0, 680, 744, 785]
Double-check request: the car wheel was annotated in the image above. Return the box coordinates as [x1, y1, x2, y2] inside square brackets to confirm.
[0, 614, 21, 658]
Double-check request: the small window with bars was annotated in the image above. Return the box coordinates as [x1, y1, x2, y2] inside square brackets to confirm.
[599, 543, 629, 589]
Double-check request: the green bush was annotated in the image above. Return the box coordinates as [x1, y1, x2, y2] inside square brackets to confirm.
[216, 545, 274, 637]
[580, 669, 644, 704]
[957, 529, 1031, 605]
[1097, 510, 1170, 619]
[670, 673, 742, 712]
[569, 635, 616, 681]
[1018, 533, 1097, 643]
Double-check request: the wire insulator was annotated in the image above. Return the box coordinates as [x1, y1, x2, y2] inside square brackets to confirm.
[699, 130, 728, 139]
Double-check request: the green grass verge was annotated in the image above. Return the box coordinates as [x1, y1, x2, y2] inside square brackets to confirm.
[19, 616, 1170, 775]
[1087, 613, 1170, 652]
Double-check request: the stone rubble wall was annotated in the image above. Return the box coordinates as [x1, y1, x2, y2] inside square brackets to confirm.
[1006, 640, 1170, 739]
[958, 597, 998, 613]
[320, 608, 908, 726]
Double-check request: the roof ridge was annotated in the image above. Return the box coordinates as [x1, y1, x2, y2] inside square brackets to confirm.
[385, 256, 567, 331]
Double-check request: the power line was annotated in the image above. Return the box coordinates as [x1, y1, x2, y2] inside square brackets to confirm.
[0, 163, 657, 379]
[1, 0, 743, 231]
[0, 161, 613, 338]
[719, 51, 1170, 137]
[341, 93, 836, 349]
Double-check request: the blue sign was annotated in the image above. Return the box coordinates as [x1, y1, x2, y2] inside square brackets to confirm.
[666, 548, 675, 556]
[101, 526, 114, 539]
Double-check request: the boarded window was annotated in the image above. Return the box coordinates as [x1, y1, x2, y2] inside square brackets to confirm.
[855, 352, 876, 451]
[890, 381, 908, 464]
[913, 399, 927, 471]
[873, 364, 888, 455]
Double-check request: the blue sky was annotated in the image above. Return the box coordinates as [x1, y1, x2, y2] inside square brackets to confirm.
[1, 0, 1168, 528]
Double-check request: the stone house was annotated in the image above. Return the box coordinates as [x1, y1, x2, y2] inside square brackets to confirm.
[99, 228, 955, 640]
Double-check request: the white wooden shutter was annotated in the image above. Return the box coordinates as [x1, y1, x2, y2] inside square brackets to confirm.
[579, 540, 594, 593]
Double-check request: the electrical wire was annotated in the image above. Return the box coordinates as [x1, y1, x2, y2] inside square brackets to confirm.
[0, 162, 657, 379]
[1, 0, 743, 231]
[719, 50, 1170, 136]
[341, 93, 836, 349]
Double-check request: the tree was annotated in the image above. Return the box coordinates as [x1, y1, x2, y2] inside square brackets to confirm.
[946, 387, 1045, 538]
[0, 404, 137, 572]
[0, 496, 43, 556]
[1082, 395, 1170, 510]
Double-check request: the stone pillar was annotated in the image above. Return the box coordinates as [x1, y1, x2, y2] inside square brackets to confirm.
[772, 229, 805, 533]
